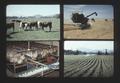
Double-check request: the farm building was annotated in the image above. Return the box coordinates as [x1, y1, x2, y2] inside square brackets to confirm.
[6, 41, 59, 77]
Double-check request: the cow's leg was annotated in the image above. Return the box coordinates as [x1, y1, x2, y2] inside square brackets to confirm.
[49, 27, 51, 32]
[23, 26, 25, 30]
[39, 23, 42, 30]
[22, 24, 25, 30]
[24, 26, 26, 30]
[28, 24, 30, 30]
[36, 24, 39, 30]
[31, 26, 33, 30]
[42, 26, 44, 31]
[24, 24, 27, 30]
[29, 25, 31, 30]
[35, 22, 38, 30]
[49, 24, 52, 32]
[19, 26, 24, 31]
[18, 27, 21, 31]
[32, 25, 36, 30]
[31, 25, 34, 30]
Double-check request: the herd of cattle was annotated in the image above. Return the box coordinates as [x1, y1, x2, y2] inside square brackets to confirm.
[7, 20, 52, 32]
[7, 18, 111, 33]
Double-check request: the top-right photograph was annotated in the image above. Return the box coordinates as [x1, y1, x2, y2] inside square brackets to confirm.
[64, 5, 114, 39]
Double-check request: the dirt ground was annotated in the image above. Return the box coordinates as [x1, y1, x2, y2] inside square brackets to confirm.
[64, 19, 113, 39]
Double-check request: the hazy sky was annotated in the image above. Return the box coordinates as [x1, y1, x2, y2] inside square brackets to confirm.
[6, 5, 60, 17]
[64, 41, 113, 52]
[64, 5, 113, 20]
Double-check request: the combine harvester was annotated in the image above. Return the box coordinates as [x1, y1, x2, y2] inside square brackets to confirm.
[71, 12, 97, 29]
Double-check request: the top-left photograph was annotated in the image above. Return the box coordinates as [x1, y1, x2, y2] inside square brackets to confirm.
[6, 5, 60, 41]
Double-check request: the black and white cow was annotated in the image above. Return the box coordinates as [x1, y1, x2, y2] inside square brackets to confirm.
[20, 22, 29, 30]
[11, 20, 52, 32]
[40, 22, 52, 32]
[29, 21, 39, 30]
[12, 20, 29, 31]
[11, 20, 27, 31]
[20, 21, 41, 31]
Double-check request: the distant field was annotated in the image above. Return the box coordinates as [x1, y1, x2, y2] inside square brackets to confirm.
[7, 18, 60, 41]
[64, 55, 113, 77]
[64, 19, 113, 39]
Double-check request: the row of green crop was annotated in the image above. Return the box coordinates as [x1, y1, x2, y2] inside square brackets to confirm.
[64, 55, 113, 77]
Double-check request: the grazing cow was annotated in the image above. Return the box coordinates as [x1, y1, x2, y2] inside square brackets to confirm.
[19, 21, 24, 30]
[14, 21, 40, 31]
[40, 22, 52, 32]
[18, 21, 29, 31]
[21, 21, 41, 31]
[11, 20, 25, 31]
[29, 21, 38, 30]
[91, 18, 95, 22]
[21, 22, 29, 30]
[7, 23, 15, 32]
[10, 20, 52, 31]
[11, 20, 38, 31]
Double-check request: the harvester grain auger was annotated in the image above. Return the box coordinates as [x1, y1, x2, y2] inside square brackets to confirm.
[71, 12, 97, 29]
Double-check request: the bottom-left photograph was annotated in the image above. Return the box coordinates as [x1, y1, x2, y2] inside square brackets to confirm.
[6, 41, 59, 77]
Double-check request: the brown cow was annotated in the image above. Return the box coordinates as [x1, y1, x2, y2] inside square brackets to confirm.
[40, 22, 52, 32]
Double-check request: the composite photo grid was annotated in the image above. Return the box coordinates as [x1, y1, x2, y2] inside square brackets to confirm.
[1, 0, 119, 80]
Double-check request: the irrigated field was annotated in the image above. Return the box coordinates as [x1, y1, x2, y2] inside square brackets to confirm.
[7, 18, 60, 41]
[64, 55, 113, 77]
[64, 19, 113, 39]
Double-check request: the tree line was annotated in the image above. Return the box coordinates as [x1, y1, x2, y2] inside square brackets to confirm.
[64, 49, 113, 55]
[7, 14, 60, 19]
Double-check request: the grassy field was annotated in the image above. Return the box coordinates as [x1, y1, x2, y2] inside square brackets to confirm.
[7, 18, 60, 41]
[64, 19, 113, 39]
[64, 55, 113, 77]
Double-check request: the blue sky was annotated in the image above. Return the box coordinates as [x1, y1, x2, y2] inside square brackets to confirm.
[64, 5, 113, 20]
[64, 41, 113, 52]
[6, 5, 60, 17]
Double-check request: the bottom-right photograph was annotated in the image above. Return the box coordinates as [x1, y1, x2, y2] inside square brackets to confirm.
[64, 41, 114, 77]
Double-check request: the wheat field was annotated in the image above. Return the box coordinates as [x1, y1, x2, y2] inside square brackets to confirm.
[64, 19, 113, 39]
